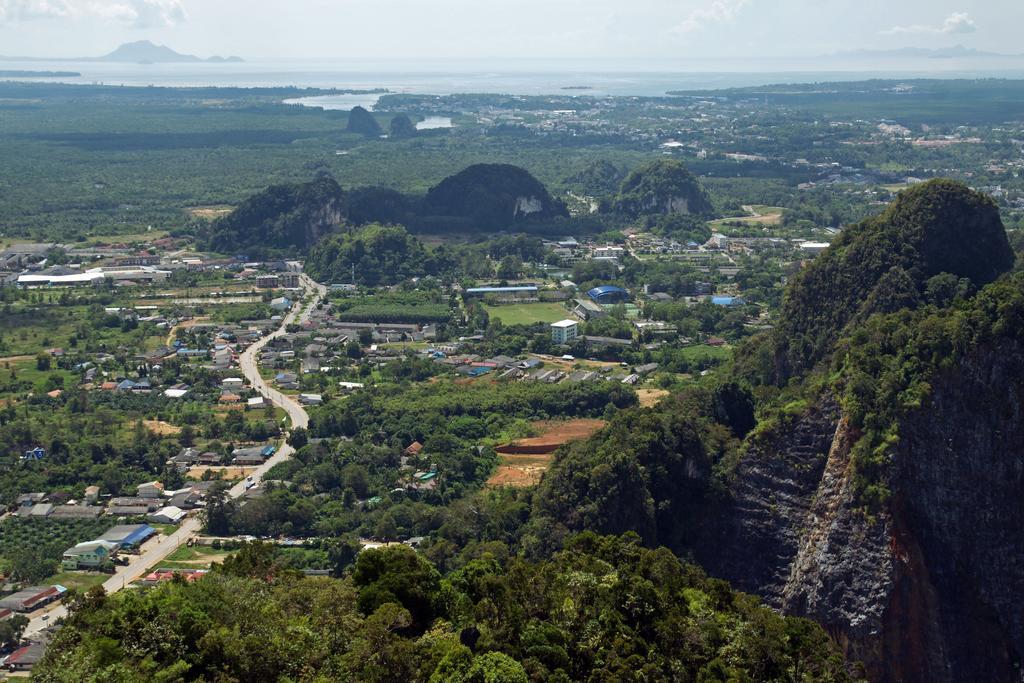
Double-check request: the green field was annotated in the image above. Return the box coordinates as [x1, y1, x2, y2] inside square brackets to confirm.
[48, 570, 110, 592]
[156, 544, 230, 570]
[483, 302, 572, 326]
[678, 344, 733, 363]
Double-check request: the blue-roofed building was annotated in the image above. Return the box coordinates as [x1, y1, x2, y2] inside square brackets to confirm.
[587, 285, 630, 304]
[99, 524, 156, 550]
[22, 447, 45, 461]
[710, 296, 747, 307]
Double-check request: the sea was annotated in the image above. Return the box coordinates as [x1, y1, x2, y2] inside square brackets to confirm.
[3, 56, 1024, 111]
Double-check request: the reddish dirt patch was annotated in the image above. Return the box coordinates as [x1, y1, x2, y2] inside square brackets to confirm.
[488, 419, 606, 488]
[496, 418, 606, 455]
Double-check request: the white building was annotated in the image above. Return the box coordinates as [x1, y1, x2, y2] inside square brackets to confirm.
[551, 319, 579, 345]
[799, 241, 830, 256]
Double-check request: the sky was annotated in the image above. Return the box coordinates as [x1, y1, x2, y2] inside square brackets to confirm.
[0, 0, 1020, 62]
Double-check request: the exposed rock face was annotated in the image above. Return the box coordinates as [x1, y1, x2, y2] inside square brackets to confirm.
[514, 196, 544, 216]
[695, 342, 1024, 682]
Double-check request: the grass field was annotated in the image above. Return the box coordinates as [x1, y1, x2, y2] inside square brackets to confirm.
[48, 570, 110, 592]
[156, 544, 230, 570]
[483, 302, 572, 326]
[679, 344, 733, 363]
[709, 205, 784, 227]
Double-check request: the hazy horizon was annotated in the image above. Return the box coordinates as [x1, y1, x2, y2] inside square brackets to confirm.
[1, 1, 1020, 63]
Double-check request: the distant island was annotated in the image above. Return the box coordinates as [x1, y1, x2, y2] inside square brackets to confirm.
[96, 41, 244, 64]
[0, 41, 244, 64]
[561, 86, 593, 91]
[828, 44, 1019, 60]
[0, 70, 80, 78]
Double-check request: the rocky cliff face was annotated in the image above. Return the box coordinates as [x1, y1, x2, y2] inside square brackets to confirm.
[695, 341, 1024, 682]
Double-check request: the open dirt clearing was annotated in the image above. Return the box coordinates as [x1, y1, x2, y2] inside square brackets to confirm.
[488, 419, 607, 488]
[636, 388, 670, 407]
[143, 420, 181, 436]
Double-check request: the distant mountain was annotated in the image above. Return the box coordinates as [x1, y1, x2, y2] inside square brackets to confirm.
[830, 44, 1017, 59]
[97, 41, 243, 64]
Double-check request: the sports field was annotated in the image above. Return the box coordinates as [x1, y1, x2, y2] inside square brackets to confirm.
[483, 302, 572, 326]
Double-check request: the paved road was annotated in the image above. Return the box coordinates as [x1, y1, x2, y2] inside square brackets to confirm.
[22, 275, 327, 638]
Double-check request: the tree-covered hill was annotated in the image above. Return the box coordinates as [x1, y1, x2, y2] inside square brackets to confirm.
[613, 159, 713, 218]
[766, 179, 1014, 383]
[34, 535, 854, 682]
[199, 175, 346, 256]
[347, 105, 384, 137]
[389, 114, 417, 138]
[304, 223, 443, 286]
[422, 163, 569, 230]
[563, 159, 626, 196]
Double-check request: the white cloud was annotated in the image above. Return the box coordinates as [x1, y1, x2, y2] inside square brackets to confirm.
[882, 11, 976, 36]
[671, 0, 750, 35]
[0, 0, 186, 27]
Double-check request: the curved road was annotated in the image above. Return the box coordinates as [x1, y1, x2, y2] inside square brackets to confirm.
[23, 274, 327, 638]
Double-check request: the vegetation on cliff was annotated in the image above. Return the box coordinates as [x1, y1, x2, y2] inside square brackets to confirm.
[613, 159, 713, 218]
[768, 179, 1013, 383]
[34, 535, 853, 683]
[199, 175, 345, 255]
[833, 270, 1024, 507]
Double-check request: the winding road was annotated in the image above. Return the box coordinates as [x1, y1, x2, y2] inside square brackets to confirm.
[22, 274, 327, 639]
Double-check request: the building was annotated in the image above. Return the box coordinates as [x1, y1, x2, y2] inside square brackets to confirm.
[0, 586, 64, 612]
[582, 335, 633, 349]
[23, 447, 45, 461]
[61, 540, 118, 570]
[256, 275, 281, 289]
[83, 485, 100, 504]
[114, 253, 160, 267]
[587, 285, 630, 305]
[270, 297, 292, 312]
[572, 298, 606, 321]
[799, 241, 830, 256]
[4, 634, 51, 671]
[550, 319, 579, 345]
[99, 523, 157, 550]
[137, 481, 164, 498]
[280, 272, 301, 288]
[464, 285, 539, 301]
[149, 506, 186, 524]
[710, 296, 747, 307]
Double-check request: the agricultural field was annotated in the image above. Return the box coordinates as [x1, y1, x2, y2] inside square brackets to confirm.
[0, 517, 113, 583]
[483, 302, 572, 326]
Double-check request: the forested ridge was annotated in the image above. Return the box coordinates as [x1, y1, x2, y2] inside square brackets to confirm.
[34, 535, 854, 682]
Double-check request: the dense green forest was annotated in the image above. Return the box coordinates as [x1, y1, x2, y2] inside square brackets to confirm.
[34, 535, 854, 682]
